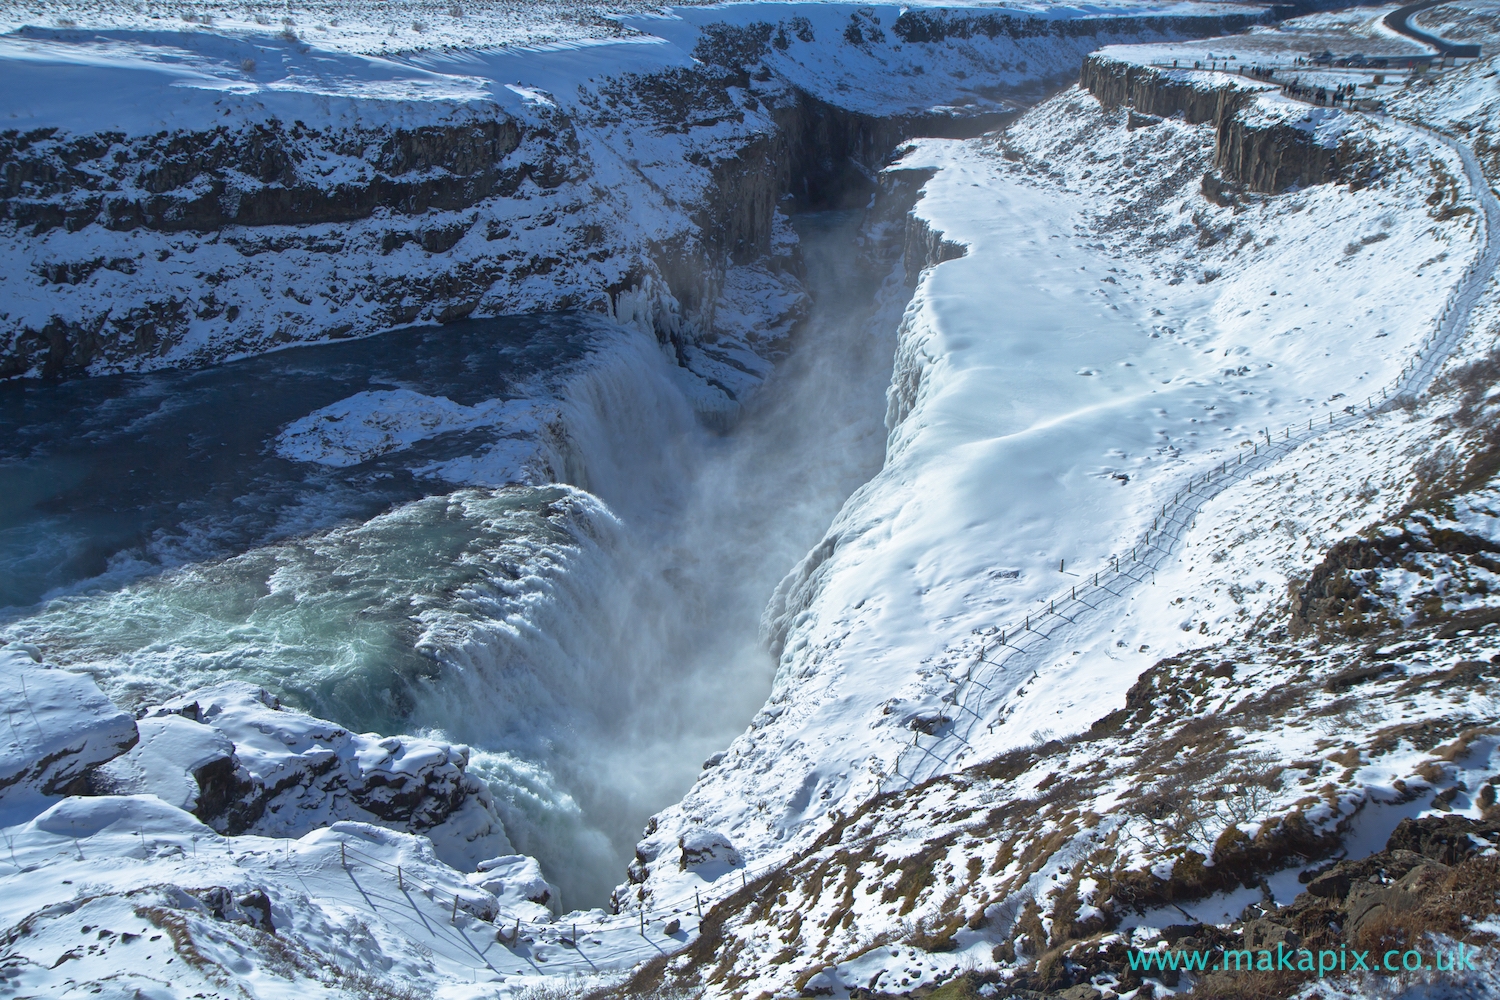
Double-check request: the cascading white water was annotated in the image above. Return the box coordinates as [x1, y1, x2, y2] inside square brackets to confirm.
[1, 210, 905, 910]
[432, 210, 907, 907]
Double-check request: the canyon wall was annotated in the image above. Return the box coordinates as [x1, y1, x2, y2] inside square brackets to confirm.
[1081, 53, 1359, 193]
[0, 7, 1284, 381]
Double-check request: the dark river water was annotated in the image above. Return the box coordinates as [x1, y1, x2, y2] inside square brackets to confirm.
[0, 211, 897, 910]
[0, 313, 612, 610]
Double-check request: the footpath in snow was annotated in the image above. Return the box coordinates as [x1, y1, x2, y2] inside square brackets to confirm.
[630, 22, 1497, 921]
[8, 2, 1500, 997]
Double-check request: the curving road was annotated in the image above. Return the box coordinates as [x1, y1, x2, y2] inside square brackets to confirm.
[1385, 0, 1482, 58]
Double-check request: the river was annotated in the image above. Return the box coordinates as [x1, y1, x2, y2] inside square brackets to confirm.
[0, 208, 900, 907]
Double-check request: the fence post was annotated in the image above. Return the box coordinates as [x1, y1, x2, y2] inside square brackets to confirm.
[696, 891, 702, 920]
[452, 895, 459, 922]
[397, 866, 403, 891]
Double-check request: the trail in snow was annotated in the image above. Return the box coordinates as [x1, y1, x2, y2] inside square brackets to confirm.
[887, 116, 1500, 791]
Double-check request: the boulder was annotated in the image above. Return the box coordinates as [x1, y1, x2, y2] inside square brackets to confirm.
[1345, 859, 1450, 936]
[1386, 814, 1500, 864]
[679, 827, 742, 871]
[190, 886, 275, 932]
[91, 714, 236, 812]
[1242, 917, 1300, 951]
[469, 854, 557, 910]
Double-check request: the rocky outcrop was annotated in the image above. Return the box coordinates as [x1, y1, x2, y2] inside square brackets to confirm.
[1, 115, 530, 235]
[0, 12, 1290, 381]
[0, 646, 139, 808]
[0, 63, 925, 380]
[1081, 54, 1363, 194]
[902, 211, 967, 284]
[892, 9, 1267, 46]
[1292, 496, 1500, 635]
[0, 100, 591, 380]
[1216, 112, 1349, 193]
[467, 854, 557, 910]
[94, 682, 513, 871]
[1079, 54, 1254, 126]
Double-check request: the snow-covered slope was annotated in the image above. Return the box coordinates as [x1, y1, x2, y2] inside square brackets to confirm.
[97, 682, 517, 871]
[16, 3, 1500, 999]
[0, 1, 1263, 379]
[601, 8, 1500, 997]
[628, 48, 1483, 910]
[0, 646, 137, 814]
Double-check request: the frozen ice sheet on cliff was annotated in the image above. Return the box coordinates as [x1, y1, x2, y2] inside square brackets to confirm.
[0, 646, 137, 816]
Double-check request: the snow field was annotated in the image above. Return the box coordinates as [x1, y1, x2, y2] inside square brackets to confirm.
[10, 2, 1500, 995]
[628, 22, 1500, 992]
[657, 586, 1500, 996]
[631, 56, 1489, 912]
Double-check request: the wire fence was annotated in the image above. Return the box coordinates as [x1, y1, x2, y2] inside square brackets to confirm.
[415, 116, 1499, 970]
[0, 58, 1485, 1000]
[285, 836, 795, 979]
[251, 122, 1498, 980]
[883, 120, 1500, 791]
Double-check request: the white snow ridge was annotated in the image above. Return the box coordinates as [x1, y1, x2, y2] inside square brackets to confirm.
[7, 2, 1500, 999]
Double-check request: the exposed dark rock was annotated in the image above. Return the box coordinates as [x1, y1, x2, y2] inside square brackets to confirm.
[0, 116, 525, 234]
[1293, 519, 1500, 634]
[1080, 54, 1253, 125]
[1216, 114, 1347, 194]
[1200, 171, 1243, 206]
[1386, 813, 1500, 863]
[893, 10, 1266, 46]
[903, 213, 967, 283]
[191, 886, 275, 933]
[678, 828, 742, 870]
[1080, 54, 1366, 193]
[0, 650, 140, 805]
[144, 683, 510, 870]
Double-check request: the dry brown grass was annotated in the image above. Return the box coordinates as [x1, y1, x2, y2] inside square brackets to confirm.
[1352, 855, 1500, 954]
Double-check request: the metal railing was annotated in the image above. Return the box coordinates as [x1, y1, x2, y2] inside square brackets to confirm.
[884, 119, 1500, 791]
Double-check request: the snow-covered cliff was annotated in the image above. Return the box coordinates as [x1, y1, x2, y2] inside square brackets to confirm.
[0, 1, 1265, 379]
[614, 10, 1500, 997]
[17, 3, 1500, 999]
